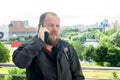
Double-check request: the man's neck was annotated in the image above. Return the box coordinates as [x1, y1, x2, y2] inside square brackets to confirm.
[44, 44, 53, 52]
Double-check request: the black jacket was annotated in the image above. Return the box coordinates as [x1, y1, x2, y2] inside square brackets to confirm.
[12, 37, 85, 80]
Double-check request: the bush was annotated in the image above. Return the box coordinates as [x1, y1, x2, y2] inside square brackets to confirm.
[0, 42, 10, 62]
[0, 76, 4, 80]
[103, 62, 111, 66]
[5, 68, 26, 80]
[112, 72, 120, 80]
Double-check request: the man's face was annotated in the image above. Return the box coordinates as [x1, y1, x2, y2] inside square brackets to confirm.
[44, 14, 60, 45]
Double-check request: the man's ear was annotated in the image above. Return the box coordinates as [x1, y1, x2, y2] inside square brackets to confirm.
[38, 23, 41, 27]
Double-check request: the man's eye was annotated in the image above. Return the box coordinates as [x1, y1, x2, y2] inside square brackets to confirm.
[56, 25, 59, 27]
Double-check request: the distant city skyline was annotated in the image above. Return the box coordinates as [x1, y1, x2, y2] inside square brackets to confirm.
[0, 0, 120, 26]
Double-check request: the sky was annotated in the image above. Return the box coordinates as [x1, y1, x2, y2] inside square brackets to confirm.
[0, 0, 120, 27]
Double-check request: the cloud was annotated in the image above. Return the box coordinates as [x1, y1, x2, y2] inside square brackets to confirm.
[0, 0, 120, 26]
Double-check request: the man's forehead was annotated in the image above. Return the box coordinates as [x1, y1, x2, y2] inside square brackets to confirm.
[45, 14, 59, 19]
[45, 14, 60, 22]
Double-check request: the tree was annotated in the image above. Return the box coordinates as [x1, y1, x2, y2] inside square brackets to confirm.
[92, 34, 120, 66]
[82, 45, 95, 62]
[0, 41, 10, 62]
[92, 45, 108, 66]
[110, 32, 120, 47]
[107, 45, 120, 67]
[70, 40, 84, 60]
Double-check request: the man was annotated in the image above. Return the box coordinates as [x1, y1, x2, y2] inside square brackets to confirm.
[12, 12, 85, 80]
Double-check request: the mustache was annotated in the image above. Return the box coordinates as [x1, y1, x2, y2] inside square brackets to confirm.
[50, 32, 58, 35]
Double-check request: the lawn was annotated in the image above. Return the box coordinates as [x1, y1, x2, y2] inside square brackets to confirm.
[81, 62, 120, 79]
[83, 71, 120, 79]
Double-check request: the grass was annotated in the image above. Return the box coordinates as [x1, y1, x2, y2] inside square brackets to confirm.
[83, 71, 120, 79]
[81, 62, 120, 79]
[81, 62, 98, 66]
[0, 68, 9, 74]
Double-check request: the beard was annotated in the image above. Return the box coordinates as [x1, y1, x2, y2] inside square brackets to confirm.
[45, 36, 59, 46]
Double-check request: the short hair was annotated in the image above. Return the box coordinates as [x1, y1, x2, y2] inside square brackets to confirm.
[39, 12, 58, 25]
[38, 12, 58, 32]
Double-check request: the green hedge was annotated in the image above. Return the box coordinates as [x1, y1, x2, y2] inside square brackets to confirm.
[5, 68, 26, 80]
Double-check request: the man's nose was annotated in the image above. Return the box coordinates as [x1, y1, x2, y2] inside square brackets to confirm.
[52, 25, 58, 30]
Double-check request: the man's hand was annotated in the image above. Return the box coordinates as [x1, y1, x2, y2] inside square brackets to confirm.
[38, 25, 49, 42]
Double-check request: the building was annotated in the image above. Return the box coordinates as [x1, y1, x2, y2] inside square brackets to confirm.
[0, 25, 9, 41]
[9, 21, 37, 38]
[109, 21, 120, 31]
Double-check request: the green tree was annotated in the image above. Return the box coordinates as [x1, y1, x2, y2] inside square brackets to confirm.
[92, 34, 120, 66]
[70, 40, 84, 60]
[110, 32, 120, 47]
[0, 41, 10, 62]
[93, 45, 108, 66]
[104, 28, 115, 36]
[82, 45, 95, 62]
[107, 45, 120, 67]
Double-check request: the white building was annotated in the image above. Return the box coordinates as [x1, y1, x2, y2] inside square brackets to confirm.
[0, 25, 9, 41]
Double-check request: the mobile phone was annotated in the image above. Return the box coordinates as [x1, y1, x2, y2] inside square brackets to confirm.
[44, 31, 51, 44]
[39, 24, 52, 45]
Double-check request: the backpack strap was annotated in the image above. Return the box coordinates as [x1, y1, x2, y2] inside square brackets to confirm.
[60, 39, 71, 64]
[63, 46, 69, 62]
